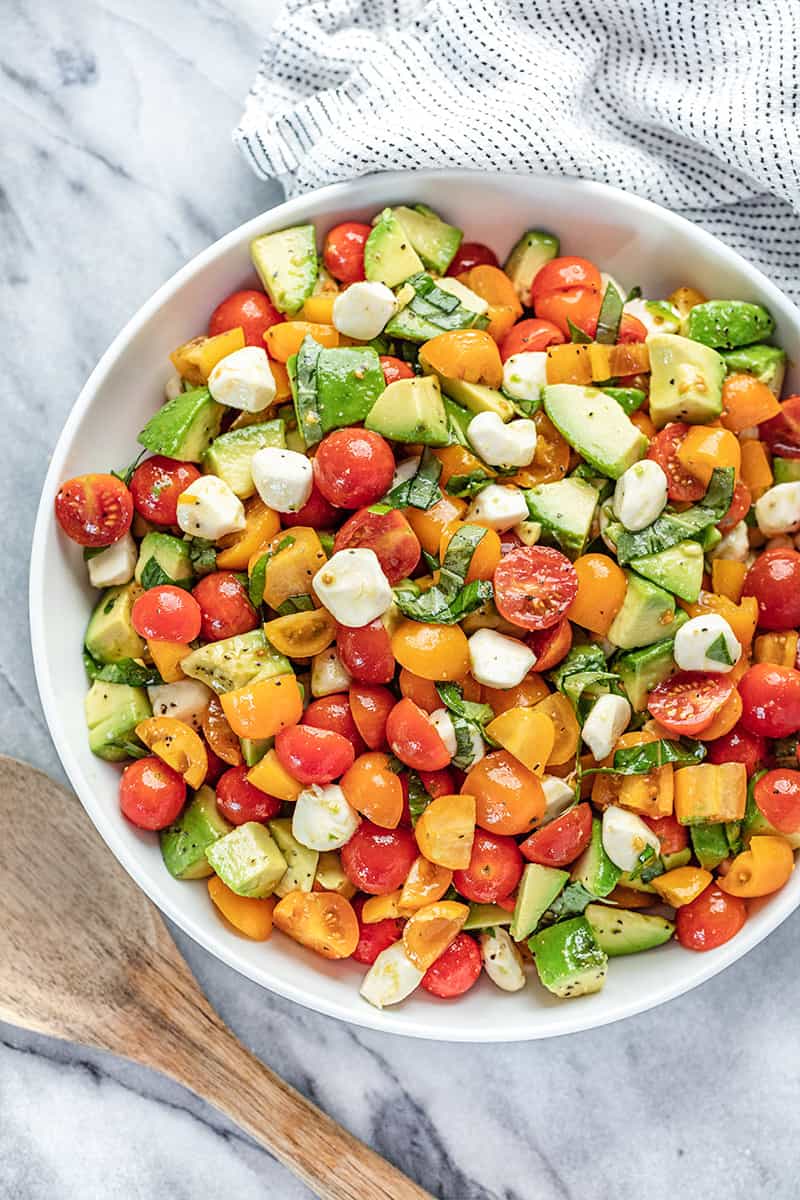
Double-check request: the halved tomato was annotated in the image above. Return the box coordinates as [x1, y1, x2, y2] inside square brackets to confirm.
[647, 672, 735, 736]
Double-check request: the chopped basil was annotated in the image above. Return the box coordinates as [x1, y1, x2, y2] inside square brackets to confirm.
[628, 844, 663, 883]
[407, 772, 432, 826]
[601, 386, 646, 415]
[435, 682, 495, 732]
[568, 319, 592, 344]
[249, 551, 270, 608]
[83, 650, 162, 687]
[422, 549, 440, 572]
[277, 594, 315, 615]
[402, 273, 489, 333]
[394, 525, 493, 623]
[706, 632, 734, 665]
[140, 557, 193, 591]
[381, 448, 442, 510]
[293, 335, 324, 447]
[111, 448, 146, 487]
[584, 737, 707, 776]
[185, 536, 217, 576]
[615, 468, 735, 564]
[595, 281, 624, 345]
[543, 882, 595, 923]
[444, 469, 510, 498]
[625, 285, 642, 303]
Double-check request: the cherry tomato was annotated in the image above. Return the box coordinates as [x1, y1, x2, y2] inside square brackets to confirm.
[526, 618, 573, 672]
[420, 932, 482, 998]
[531, 256, 602, 306]
[202, 742, 227, 787]
[119, 755, 186, 830]
[719, 481, 752, 534]
[706, 723, 767, 777]
[534, 287, 600, 338]
[642, 813, 688, 856]
[352, 897, 404, 965]
[675, 884, 747, 951]
[452, 829, 524, 903]
[380, 356, 415, 385]
[322, 221, 371, 283]
[446, 242, 499, 276]
[302, 694, 365, 756]
[753, 769, 800, 834]
[314, 429, 396, 508]
[499, 318, 565, 362]
[340, 821, 419, 894]
[647, 424, 706, 502]
[519, 803, 592, 867]
[208, 288, 284, 346]
[55, 473, 134, 547]
[192, 572, 259, 642]
[132, 585, 202, 642]
[648, 672, 735, 736]
[275, 724, 355, 784]
[215, 764, 282, 824]
[419, 768, 458, 798]
[760, 395, 800, 458]
[281, 481, 340, 530]
[129, 456, 200, 526]
[494, 545, 578, 631]
[349, 683, 395, 748]
[334, 508, 421, 584]
[742, 549, 800, 631]
[386, 698, 452, 771]
[739, 663, 800, 738]
[464, 750, 545, 836]
[337, 621, 395, 684]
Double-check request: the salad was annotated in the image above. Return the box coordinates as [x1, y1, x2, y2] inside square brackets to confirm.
[54, 202, 800, 1010]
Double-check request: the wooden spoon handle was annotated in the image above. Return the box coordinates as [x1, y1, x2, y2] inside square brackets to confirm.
[172, 1023, 433, 1200]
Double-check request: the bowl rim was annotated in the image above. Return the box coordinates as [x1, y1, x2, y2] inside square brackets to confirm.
[30, 168, 800, 1041]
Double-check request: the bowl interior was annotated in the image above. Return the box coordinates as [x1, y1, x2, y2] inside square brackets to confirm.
[31, 170, 800, 1040]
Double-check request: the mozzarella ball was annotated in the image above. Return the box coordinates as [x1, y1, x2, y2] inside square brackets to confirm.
[708, 521, 750, 562]
[467, 411, 538, 468]
[502, 351, 548, 405]
[623, 297, 680, 336]
[292, 784, 360, 851]
[147, 680, 214, 733]
[673, 613, 741, 674]
[613, 459, 668, 532]
[755, 482, 800, 536]
[601, 805, 661, 873]
[176, 475, 246, 540]
[164, 373, 184, 401]
[87, 532, 137, 588]
[468, 629, 536, 688]
[391, 457, 420, 490]
[251, 447, 314, 513]
[581, 693, 632, 762]
[313, 548, 393, 628]
[514, 520, 542, 546]
[332, 281, 396, 341]
[466, 484, 529, 531]
[360, 942, 424, 1009]
[429, 708, 458, 758]
[208, 346, 277, 412]
[541, 774, 578, 822]
[480, 927, 527, 992]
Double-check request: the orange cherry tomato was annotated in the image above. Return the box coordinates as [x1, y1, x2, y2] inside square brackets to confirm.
[567, 554, 628, 636]
[391, 620, 470, 681]
[340, 752, 404, 828]
[405, 494, 467, 556]
[531, 256, 602, 305]
[386, 698, 452, 771]
[134, 716, 208, 790]
[399, 857, 454, 912]
[420, 328, 504, 388]
[220, 674, 303, 740]
[699, 689, 743, 740]
[463, 750, 546, 836]
[208, 877, 276, 941]
[349, 683, 396, 748]
[272, 890, 359, 959]
[499, 318, 565, 362]
[216, 497, 281, 570]
[718, 836, 794, 898]
[535, 287, 601, 338]
[402, 900, 470, 970]
[263, 609, 336, 657]
[439, 522, 502, 582]
[433, 445, 494, 488]
[202, 695, 244, 766]
[414, 793, 477, 870]
[482, 673, 550, 714]
[509, 411, 570, 488]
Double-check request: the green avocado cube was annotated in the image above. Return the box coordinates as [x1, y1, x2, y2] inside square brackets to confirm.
[250, 225, 318, 315]
[204, 419, 286, 498]
[685, 300, 775, 350]
[510, 863, 569, 941]
[525, 477, 599, 559]
[181, 629, 290, 694]
[629, 540, 704, 603]
[543, 385, 648, 479]
[85, 680, 152, 762]
[607, 572, 676, 651]
[584, 905, 674, 957]
[139, 387, 225, 462]
[135, 533, 193, 586]
[268, 818, 319, 897]
[529, 917, 608, 998]
[647, 334, 725, 428]
[614, 624, 686, 711]
[316, 347, 386, 429]
[462, 903, 514, 931]
[160, 786, 232, 880]
[365, 375, 449, 445]
[85, 582, 145, 664]
[504, 229, 559, 305]
[391, 205, 463, 275]
[721, 344, 786, 397]
[364, 209, 424, 287]
[205, 822, 288, 898]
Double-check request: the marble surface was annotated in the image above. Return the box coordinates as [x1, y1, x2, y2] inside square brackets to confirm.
[3, 3, 800, 1197]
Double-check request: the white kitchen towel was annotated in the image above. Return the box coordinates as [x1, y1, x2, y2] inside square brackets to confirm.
[235, 0, 800, 299]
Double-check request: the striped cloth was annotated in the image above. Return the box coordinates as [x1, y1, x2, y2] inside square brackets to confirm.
[235, 0, 800, 299]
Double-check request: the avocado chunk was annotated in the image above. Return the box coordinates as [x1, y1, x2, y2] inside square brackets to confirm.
[529, 916, 608, 998]
[503, 230, 559, 305]
[647, 333, 725, 428]
[689, 822, 730, 870]
[364, 375, 449, 445]
[85, 680, 151, 761]
[722, 343, 786, 397]
[205, 821, 288, 898]
[525, 477, 599, 559]
[385, 272, 489, 342]
[268, 818, 319, 897]
[250, 225, 318, 315]
[607, 572, 676, 651]
[543, 385, 647, 479]
[584, 904, 674, 957]
[614, 623, 686, 711]
[434, 377, 515, 423]
[181, 629, 291, 694]
[135, 532, 193, 586]
[289, 341, 387, 447]
[85, 582, 145, 664]
[602, 386, 647, 415]
[510, 862, 569, 941]
[364, 209, 424, 287]
[390, 205, 463, 275]
[772, 458, 800, 485]
[204, 419, 285, 498]
[139, 387, 225, 462]
[240, 737, 272, 767]
[443, 396, 473, 445]
[629, 539, 704, 603]
[160, 786, 232, 880]
[571, 818, 622, 897]
[462, 903, 514, 930]
[315, 851, 356, 896]
[685, 300, 775, 350]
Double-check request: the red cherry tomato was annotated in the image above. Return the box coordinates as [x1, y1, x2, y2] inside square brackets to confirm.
[55, 473, 134, 547]
[208, 289, 284, 346]
[499, 318, 565, 362]
[322, 222, 371, 284]
[534, 287, 600, 338]
[420, 932, 482, 998]
[275, 724, 355, 784]
[192, 572, 259, 642]
[760, 395, 800, 458]
[642, 813, 689, 856]
[337, 621, 395, 685]
[302, 694, 365, 756]
[446, 242, 499, 276]
[202, 742, 227, 787]
[386, 698, 452, 771]
[647, 672, 735, 737]
[119, 756, 186, 830]
[494, 545, 578, 631]
[452, 830, 524, 903]
[334, 508, 421, 584]
[739, 663, 800, 738]
[129, 456, 201, 526]
[380, 356, 415, 386]
[706, 723, 767, 777]
[349, 684, 396, 748]
[215, 765, 282, 824]
[418, 768, 458, 798]
[132, 585, 202, 643]
[647, 424, 706, 502]
[675, 884, 747, 951]
[314, 429, 396, 509]
[526, 617, 573, 672]
[719, 481, 752, 533]
[340, 821, 419, 894]
[531, 257, 602, 306]
[519, 803, 592, 868]
[754, 769, 800, 833]
[352, 897, 404, 965]
[281, 481, 340, 530]
[742, 549, 800, 631]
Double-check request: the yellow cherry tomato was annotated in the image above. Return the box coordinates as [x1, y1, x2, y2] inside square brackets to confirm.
[216, 497, 281, 570]
[220, 674, 303, 740]
[263, 527, 327, 611]
[208, 877, 276, 940]
[419, 328, 504, 388]
[718, 836, 794, 898]
[391, 620, 470, 681]
[247, 748, 303, 801]
[533, 692, 580, 765]
[567, 554, 628, 636]
[484, 707, 555, 776]
[652, 866, 712, 908]
[273, 890, 359, 958]
[399, 857, 453, 912]
[402, 900, 469, 970]
[361, 890, 403, 923]
[433, 445, 495, 487]
[340, 752, 404, 829]
[676, 425, 741, 486]
[463, 751, 545, 836]
[415, 793, 477, 870]
[147, 638, 190, 683]
[700, 689, 743, 740]
[135, 716, 208, 789]
[439, 522, 502, 582]
[263, 609, 336, 657]
[202, 695, 244, 766]
[482, 674, 550, 714]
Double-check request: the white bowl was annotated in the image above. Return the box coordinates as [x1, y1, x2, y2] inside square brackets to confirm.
[30, 170, 800, 1041]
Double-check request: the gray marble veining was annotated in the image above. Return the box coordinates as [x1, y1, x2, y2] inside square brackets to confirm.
[2, 3, 800, 1197]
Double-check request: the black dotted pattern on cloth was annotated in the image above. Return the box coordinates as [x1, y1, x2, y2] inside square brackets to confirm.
[234, 0, 800, 298]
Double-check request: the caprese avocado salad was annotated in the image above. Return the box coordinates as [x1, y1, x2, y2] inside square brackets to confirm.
[55, 202, 800, 1009]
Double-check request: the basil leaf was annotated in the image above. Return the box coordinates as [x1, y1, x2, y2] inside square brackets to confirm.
[628, 844, 663, 883]
[625, 285, 642, 303]
[403, 273, 489, 333]
[567, 319, 592, 344]
[549, 644, 607, 690]
[584, 738, 707, 776]
[111, 448, 146, 487]
[602, 386, 646, 415]
[615, 468, 735, 564]
[83, 546, 106, 561]
[706, 633, 734, 665]
[395, 578, 493, 624]
[292, 335, 324, 447]
[249, 552, 270, 608]
[407, 772, 432, 826]
[116, 738, 150, 760]
[422, 549, 440, 572]
[544, 882, 595, 922]
[140, 557, 193, 591]
[435, 682, 495, 729]
[445, 470, 495, 499]
[382, 448, 442, 510]
[83, 649, 102, 680]
[185, 537, 217, 576]
[95, 659, 163, 687]
[277, 594, 315, 615]
[439, 525, 486, 594]
[595, 281, 624, 345]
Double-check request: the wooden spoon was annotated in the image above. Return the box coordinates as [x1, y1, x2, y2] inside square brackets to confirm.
[0, 756, 431, 1200]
